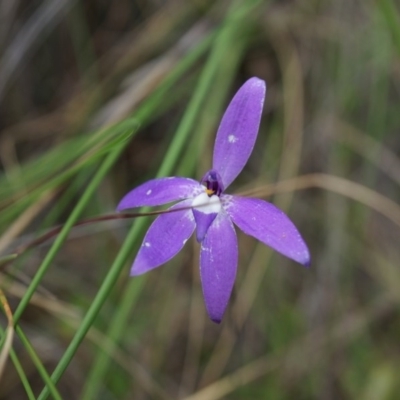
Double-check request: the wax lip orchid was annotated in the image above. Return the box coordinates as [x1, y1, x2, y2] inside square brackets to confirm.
[117, 77, 310, 323]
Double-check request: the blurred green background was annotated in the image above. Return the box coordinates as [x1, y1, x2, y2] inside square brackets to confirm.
[1, 0, 400, 399]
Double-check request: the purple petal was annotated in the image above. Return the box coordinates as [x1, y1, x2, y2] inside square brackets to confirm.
[117, 177, 202, 211]
[213, 77, 266, 189]
[224, 195, 310, 266]
[191, 192, 222, 242]
[131, 200, 195, 275]
[200, 211, 238, 323]
[192, 209, 218, 242]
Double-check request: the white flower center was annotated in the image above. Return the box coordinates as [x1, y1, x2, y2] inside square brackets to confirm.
[191, 192, 221, 214]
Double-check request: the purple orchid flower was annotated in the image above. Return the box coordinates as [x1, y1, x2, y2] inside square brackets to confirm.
[117, 77, 310, 323]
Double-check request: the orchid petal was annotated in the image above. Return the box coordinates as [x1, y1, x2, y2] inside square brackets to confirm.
[193, 209, 218, 242]
[225, 196, 310, 266]
[191, 192, 222, 242]
[213, 77, 266, 189]
[131, 200, 195, 275]
[200, 211, 238, 323]
[117, 177, 202, 211]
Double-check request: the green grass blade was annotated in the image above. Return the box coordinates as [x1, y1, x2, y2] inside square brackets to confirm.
[9, 348, 36, 400]
[15, 326, 62, 400]
[12, 149, 124, 324]
[378, 0, 400, 55]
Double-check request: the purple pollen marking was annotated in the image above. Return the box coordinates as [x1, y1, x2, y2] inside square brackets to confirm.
[200, 169, 224, 197]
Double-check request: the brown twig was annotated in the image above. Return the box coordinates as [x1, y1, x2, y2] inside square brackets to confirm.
[0, 204, 195, 270]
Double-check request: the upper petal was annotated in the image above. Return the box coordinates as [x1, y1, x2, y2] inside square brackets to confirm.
[213, 77, 266, 189]
[131, 200, 195, 275]
[117, 177, 202, 210]
[200, 211, 238, 323]
[224, 195, 310, 266]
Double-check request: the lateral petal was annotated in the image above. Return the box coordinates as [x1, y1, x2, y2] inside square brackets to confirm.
[117, 177, 202, 210]
[200, 211, 238, 323]
[213, 78, 266, 189]
[131, 200, 195, 275]
[225, 196, 310, 266]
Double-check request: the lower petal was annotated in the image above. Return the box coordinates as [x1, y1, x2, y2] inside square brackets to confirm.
[224, 195, 310, 266]
[131, 200, 195, 275]
[192, 209, 218, 242]
[191, 192, 222, 242]
[200, 211, 238, 323]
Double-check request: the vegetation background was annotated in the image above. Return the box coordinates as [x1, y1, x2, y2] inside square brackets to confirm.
[1, 0, 400, 399]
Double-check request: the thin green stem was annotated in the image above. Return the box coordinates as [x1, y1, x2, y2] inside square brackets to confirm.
[0, 148, 125, 400]
[9, 348, 36, 400]
[13, 149, 124, 324]
[16, 326, 62, 400]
